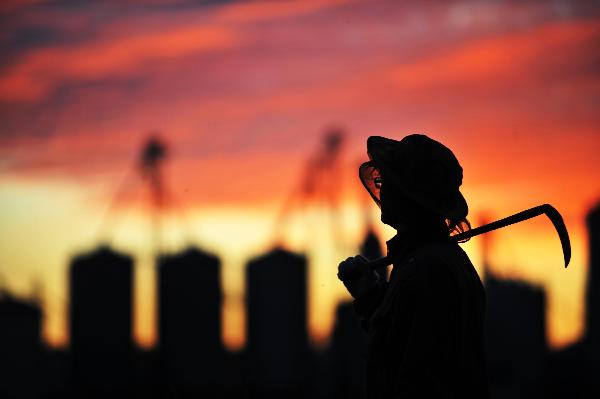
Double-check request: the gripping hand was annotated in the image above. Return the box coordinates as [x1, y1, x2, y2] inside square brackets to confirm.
[337, 255, 379, 299]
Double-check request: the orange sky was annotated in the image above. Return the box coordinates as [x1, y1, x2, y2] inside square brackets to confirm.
[0, 0, 599, 351]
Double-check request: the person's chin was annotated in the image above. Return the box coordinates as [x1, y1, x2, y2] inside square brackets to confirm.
[380, 212, 396, 228]
[381, 212, 406, 232]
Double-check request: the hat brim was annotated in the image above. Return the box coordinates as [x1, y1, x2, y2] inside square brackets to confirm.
[366, 136, 398, 166]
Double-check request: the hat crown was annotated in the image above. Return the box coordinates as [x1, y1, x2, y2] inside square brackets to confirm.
[366, 134, 467, 218]
[397, 134, 462, 189]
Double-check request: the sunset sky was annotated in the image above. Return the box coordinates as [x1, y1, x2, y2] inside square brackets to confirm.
[0, 0, 599, 351]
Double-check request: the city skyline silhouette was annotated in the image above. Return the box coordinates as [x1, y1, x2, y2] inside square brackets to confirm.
[1, 200, 599, 397]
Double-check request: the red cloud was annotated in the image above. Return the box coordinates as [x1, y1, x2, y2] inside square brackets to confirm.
[0, 25, 239, 102]
[390, 20, 600, 90]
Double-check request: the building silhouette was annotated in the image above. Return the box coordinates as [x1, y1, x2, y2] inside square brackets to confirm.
[546, 202, 600, 398]
[484, 273, 547, 399]
[158, 247, 224, 393]
[69, 246, 133, 396]
[331, 228, 383, 399]
[477, 216, 547, 398]
[331, 302, 366, 399]
[0, 293, 42, 399]
[585, 203, 600, 396]
[359, 228, 384, 262]
[546, 339, 587, 398]
[245, 248, 308, 398]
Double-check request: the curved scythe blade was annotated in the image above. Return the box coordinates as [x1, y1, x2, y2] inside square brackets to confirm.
[539, 204, 571, 268]
[368, 203, 572, 270]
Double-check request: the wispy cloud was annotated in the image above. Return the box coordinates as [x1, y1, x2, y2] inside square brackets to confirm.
[0, 25, 239, 102]
[389, 20, 600, 90]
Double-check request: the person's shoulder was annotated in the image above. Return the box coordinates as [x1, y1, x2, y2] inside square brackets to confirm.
[412, 240, 460, 262]
[411, 241, 467, 276]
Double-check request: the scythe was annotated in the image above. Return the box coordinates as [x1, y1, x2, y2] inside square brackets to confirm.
[368, 203, 571, 270]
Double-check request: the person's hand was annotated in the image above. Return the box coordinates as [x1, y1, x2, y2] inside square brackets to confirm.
[337, 255, 380, 299]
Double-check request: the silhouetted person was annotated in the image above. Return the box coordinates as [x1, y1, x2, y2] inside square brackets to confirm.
[338, 135, 488, 398]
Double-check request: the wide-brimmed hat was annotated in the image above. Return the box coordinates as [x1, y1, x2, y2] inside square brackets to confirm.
[359, 134, 468, 220]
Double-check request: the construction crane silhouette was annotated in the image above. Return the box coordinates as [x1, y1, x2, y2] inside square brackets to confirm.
[139, 135, 169, 254]
[97, 133, 192, 255]
[273, 127, 347, 251]
[140, 135, 167, 209]
[242, 129, 350, 397]
[90, 134, 226, 394]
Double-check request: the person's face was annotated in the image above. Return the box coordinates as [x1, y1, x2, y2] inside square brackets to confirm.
[379, 178, 409, 232]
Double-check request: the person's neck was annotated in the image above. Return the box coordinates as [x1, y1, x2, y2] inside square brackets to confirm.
[387, 221, 449, 261]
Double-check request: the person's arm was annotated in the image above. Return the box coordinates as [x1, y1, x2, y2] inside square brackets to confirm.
[352, 281, 386, 323]
[338, 255, 386, 329]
